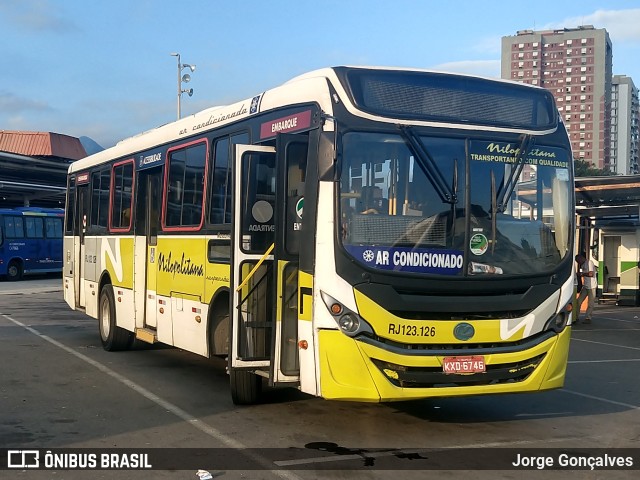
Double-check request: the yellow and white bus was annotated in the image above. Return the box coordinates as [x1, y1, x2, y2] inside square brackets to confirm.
[63, 66, 575, 404]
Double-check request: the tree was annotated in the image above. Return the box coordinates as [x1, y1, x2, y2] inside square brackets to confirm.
[574, 158, 616, 177]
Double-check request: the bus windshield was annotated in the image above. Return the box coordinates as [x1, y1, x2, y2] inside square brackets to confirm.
[339, 131, 572, 277]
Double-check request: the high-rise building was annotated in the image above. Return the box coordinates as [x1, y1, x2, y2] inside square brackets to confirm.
[501, 26, 613, 170]
[611, 75, 639, 174]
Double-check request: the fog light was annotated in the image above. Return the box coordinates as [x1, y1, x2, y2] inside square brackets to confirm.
[383, 369, 399, 380]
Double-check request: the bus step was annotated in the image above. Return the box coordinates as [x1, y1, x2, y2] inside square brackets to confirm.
[135, 328, 157, 344]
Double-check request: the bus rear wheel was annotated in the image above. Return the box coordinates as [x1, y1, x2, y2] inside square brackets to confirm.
[7, 260, 23, 281]
[229, 369, 263, 405]
[99, 284, 133, 351]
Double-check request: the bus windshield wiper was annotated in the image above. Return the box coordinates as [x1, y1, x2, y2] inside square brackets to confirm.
[496, 134, 534, 213]
[399, 125, 457, 204]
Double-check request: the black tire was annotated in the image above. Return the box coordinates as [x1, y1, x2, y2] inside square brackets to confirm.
[229, 369, 262, 405]
[208, 309, 229, 357]
[98, 284, 134, 351]
[6, 260, 23, 281]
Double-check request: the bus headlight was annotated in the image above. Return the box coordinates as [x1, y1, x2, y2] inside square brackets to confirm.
[320, 291, 373, 337]
[338, 313, 360, 333]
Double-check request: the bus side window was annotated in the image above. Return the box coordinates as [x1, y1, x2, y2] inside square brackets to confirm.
[90, 169, 110, 231]
[46, 217, 63, 238]
[111, 161, 134, 231]
[25, 217, 44, 238]
[209, 137, 230, 225]
[65, 177, 76, 234]
[208, 132, 249, 226]
[165, 142, 206, 228]
[4, 216, 24, 239]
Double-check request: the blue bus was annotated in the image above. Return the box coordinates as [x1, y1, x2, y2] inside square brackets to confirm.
[0, 207, 64, 280]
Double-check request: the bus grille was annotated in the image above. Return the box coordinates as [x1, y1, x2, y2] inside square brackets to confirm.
[365, 330, 556, 356]
[371, 354, 546, 388]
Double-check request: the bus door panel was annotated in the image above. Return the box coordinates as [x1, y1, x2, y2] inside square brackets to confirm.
[76, 184, 90, 308]
[134, 168, 162, 330]
[230, 145, 276, 371]
[271, 133, 308, 384]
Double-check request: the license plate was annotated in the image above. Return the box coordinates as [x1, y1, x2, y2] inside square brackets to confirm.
[442, 355, 486, 374]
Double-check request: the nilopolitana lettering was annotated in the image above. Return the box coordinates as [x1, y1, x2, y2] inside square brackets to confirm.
[158, 252, 204, 278]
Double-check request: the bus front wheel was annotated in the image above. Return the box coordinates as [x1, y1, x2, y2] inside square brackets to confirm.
[7, 260, 23, 281]
[99, 284, 133, 351]
[229, 369, 262, 405]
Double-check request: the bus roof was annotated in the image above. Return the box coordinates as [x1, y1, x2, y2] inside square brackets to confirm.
[68, 66, 557, 175]
[68, 68, 338, 174]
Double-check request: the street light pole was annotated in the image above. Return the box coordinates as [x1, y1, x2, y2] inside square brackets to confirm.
[174, 53, 181, 120]
[170, 52, 196, 120]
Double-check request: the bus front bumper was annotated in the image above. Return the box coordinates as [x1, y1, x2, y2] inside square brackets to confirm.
[317, 327, 571, 402]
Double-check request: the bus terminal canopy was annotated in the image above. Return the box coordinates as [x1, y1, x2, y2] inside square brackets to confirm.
[0, 130, 86, 208]
[575, 175, 640, 220]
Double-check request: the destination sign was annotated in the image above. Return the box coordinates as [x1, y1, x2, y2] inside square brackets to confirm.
[260, 110, 312, 139]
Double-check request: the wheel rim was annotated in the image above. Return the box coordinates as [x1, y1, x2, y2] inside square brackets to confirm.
[100, 296, 111, 340]
[8, 265, 18, 278]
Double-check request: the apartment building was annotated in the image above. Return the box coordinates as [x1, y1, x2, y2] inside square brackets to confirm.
[611, 75, 639, 174]
[501, 26, 613, 170]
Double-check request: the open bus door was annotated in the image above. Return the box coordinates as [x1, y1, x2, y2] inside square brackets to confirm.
[230, 138, 308, 404]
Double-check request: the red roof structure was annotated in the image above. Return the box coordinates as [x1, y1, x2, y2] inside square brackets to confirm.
[0, 130, 86, 160]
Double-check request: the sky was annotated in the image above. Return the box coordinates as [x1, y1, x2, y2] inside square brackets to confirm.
[1, 0, 640, 150]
